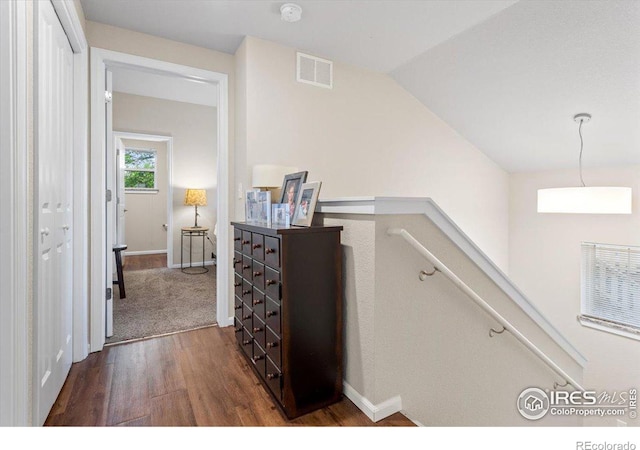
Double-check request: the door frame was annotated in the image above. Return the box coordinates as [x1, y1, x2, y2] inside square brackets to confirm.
[113, 132, 174, 264]
[90, 48, 232, 352]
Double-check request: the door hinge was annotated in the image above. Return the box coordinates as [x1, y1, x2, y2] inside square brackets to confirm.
[106, 189, 112, 202]
[104, 90, 112, 103]
[106, 287, 112, 300]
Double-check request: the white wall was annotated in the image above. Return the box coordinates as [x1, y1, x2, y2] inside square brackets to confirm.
[112, 93, 217, 265]
[509, 166, 640, 426]
[121, 138, 167, 254]
[236, 36, 509, 271]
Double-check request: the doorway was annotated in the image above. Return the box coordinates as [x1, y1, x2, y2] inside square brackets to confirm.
[90, 49, 232, 352]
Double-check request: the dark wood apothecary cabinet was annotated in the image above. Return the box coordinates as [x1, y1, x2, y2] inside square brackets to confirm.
[231, 222, 343, 419]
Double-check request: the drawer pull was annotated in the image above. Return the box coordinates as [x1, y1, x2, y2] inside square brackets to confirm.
[234, 237, 241, 241]
[242, 290, 251, 296]
[252, 327, 263, 333]
[266, 373, 281, 380]
[253, 299, 263, 305]
[234, 305, 242, 310]
[242, 340, 251, 346]
[234, 327, 242, 333]
[252, 243, 262, 249]
[266, 342, 278, 349]
[253, 271, 262, 277]
[266, 279, 277, 286]
[242, 315, 251, 320]
[266, 311, 277, 318]
[252, 355, 264, 362]
[242, 264, 251, 270]
[242, 240, 250, 245]
[234, 282, 241, 287]
[233, 259, 240, 265]
[265, 248, 275, 254]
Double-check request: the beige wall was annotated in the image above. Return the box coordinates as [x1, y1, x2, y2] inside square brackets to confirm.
[237, 36, 510, 271]
[121, 138, 168, 254]
[509, 166, 640, 426]
[112, 93, 217, 266]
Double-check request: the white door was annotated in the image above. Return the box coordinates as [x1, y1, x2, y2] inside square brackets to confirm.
[34, 0, 74, 426]
[105, 69, 115, 337]
[116, 137, 127, 249]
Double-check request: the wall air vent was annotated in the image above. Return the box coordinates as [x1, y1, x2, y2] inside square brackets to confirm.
[296, 52, 333, 89]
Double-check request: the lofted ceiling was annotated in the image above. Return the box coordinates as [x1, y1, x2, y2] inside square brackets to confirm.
[81, 0, 640, 174]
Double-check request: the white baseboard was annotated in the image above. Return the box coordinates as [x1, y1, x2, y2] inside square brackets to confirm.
[170, 260, 217, 269]
[343, 381, 402, 423]
[124, 250, 167, 256]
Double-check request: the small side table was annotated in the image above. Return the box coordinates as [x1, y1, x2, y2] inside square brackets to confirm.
[181, 227, 209, 274]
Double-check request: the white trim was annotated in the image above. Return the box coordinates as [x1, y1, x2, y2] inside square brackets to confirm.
[342, 381, 402, 423]
[124, 250, 167, 256]
[0, 0, 29, 426]
[51, 0, 87, 53]
[317, 197, 587, 368]
[171, 260, 217, 269]
[91, 49, 232, 350]
[578, 315, 640, 342]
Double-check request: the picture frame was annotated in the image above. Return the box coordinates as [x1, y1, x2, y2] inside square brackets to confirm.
[292, 181, 322, 227]
[256, 190, 272, 226]
[245, 190, 260, 224]
[279, 171, 308, 223]
[272, 203, 290, 227]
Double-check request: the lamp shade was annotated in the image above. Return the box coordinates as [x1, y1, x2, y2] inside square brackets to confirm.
[184, 189, 207, 206]
[537, 187, 632, 214]
[252, 164, 298, 189]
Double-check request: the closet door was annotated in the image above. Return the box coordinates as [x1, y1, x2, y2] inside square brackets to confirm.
[34, 0, 74, 426]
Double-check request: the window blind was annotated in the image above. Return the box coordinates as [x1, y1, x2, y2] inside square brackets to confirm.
[581, 242, 640, 332]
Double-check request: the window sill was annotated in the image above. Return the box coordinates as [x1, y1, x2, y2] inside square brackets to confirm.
[578, 315, 640, 342]
[125, 189, 159, 194]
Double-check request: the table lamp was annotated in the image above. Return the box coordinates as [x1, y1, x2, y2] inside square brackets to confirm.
[184, 188, 207, 228]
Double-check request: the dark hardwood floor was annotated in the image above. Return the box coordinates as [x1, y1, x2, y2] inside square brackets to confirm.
[45, 325, 415, 427]
[123, 253, 167, 271]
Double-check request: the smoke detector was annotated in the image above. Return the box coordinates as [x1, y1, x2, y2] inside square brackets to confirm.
[281, 3, 302, 22]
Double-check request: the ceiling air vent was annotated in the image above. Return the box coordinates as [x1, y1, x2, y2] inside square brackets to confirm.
[296, 52, 333, 89]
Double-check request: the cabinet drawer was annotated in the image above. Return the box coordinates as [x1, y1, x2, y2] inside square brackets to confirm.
[233, 251, 242, 273]
[251, 233, 265, 262]
[242, 303, 253, 330]
[252, 287, 265, 320]
[266, 357, 282, 401]
[242, 256, 252, 280]
[252, 260, 265, 291]
[252, 341, 266, 377]
[241, 231, 252, 255]
[233, 228, 242, 251]
[266, 327, 281, 368]
[234, 296, 243, 320]
[265, 266, 281, 301]
[241, 328, 253, 359]
[264, 236, 280, 269]
[252, 314, 266, 350]
[242, 280, 253, 306]
[234, 317, 243, 346]
[234, 273, 243, 297]
[265, 296, 281, 336]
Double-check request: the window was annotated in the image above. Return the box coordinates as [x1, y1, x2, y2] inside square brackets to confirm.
[124, 148, 157, 192]
[580, 242, 640, 341]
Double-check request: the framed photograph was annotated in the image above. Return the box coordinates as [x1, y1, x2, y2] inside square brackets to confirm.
[245, 190, 260, 223]
[272, 203, 290, 227]
[292, 181, 322, 227]
[279, 171, 308, 223]
[256, 190, 272, 226]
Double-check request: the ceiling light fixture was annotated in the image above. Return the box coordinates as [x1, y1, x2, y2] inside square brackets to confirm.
[280, 3, 302, 22]
[537, 113, 632, 214]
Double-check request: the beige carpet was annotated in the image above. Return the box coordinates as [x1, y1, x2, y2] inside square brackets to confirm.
[107, 266, 217, 345]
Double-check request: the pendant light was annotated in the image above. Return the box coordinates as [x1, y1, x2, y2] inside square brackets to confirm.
[537, 113, 632, 214]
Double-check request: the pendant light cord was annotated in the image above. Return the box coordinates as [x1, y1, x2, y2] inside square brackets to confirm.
[578, 118, 586, 187]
